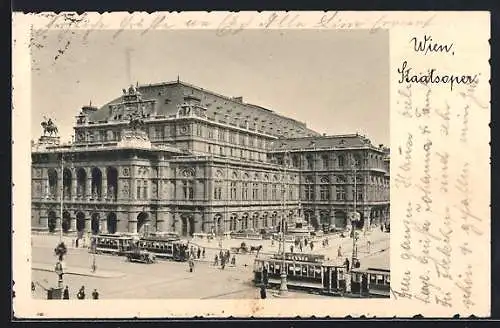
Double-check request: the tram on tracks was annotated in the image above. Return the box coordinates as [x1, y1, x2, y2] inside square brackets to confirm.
[90, 233, 189, 262]
[253, 253, 348, 295]
[90, 233, 135, 256]
[350, 267, 390, 298]
[253, 253, 390, 298]
[138, 235, 189, 261]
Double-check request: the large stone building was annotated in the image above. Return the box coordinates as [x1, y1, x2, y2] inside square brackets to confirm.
[31, 80, 389, 237]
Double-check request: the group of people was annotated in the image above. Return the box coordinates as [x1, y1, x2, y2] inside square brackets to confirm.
[292, 237, 318, 253]
[72, 285, 100, 300]
[186, 245, 206, 260]
[213, 249, 236, 269]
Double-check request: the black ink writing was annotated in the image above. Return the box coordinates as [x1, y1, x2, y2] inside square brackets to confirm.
[411, 35, 454, 55]
[397, 61, 479, 91]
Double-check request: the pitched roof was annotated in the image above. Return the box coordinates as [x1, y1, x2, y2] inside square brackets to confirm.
[87, 80, 320, 138]
[269, 134, 387, 151]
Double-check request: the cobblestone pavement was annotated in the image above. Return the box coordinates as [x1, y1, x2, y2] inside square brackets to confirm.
[31, 229, 389, 299]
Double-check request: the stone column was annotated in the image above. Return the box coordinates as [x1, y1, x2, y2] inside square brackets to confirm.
[86, 170, 92, 200]
[129, 213, 138, 234]
[363, 208, 371, 230]
[69, 216, 77, 232]
[39, 210, 49, 231]
[71, 170, 77, 201]
[85, 218, 91, 232]
[101, 168, 108, 201]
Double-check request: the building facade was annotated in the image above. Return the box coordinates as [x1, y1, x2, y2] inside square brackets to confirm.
[31, 80, 389, 237]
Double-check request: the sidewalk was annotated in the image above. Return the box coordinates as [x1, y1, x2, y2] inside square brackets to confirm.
[32, 263, 126, 279]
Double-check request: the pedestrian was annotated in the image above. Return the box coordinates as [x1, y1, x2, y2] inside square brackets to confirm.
[63, 286, 69, 299]
[189, 259, 195, 272]
[92, 289, 99, 299]
[231, 255, 236, 266]
[290, 245, 294, 253]
[202, 248, 206, 259]
[31, 281, 35, 292]
[260, 285, 267, 299]
[219, 250, 224, 261]
[75, 238, 79, 248]
[310, 241, 314, 251]
[197, 247, 201, 259]
[77, 286, 85, 300]
[299, 241, 303, 253]
[338, 245, 342, 257]
[367, 240, 371, 254]
[214, 254, 219, 266]
[91, 256, 97, 273]
[344, 258, 350, 272]
[226, 250, 230, 261]
[381, 224, 384, 232]
[221, 256, 226, 270]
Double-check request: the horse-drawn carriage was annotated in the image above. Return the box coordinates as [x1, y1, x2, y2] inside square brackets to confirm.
[230, 242, 263, 254]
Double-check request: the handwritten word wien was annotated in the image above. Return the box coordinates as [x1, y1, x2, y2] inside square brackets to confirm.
[411, 35, 454, 56]
[397, 61, 479, 91]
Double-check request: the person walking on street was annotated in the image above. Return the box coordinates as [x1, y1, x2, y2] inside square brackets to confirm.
[63, 286, 70, 299]
[197, 247, 201, 259]
[231, 255, 236, 266]
[260, 285, 267, 299]
[310, 241, 314, 251]
[91, 256, 97, 273]
[290, 245, 294, 253]
[92, 289, 99, 299]
[338, 245, 342, 258]
[344, 258, 350, 272]
[214, 254, 219, 266]
[31, 282, 36, 292]
[77, 286, 85, 300]
[202, 248, 206, 259]
[299, 241, 303, 253]
[221, 256, 226, 270]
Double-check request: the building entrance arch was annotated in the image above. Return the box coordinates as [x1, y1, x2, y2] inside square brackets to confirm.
[180, 214, 195, 237]
[334, 210, 347, 229]
[137, 212, 149, 234]
[62, 211, 71, 233]
[47, 210, 57, 232]
[107, 212, 117, 234]
[76, 212, 85, 233]
[91, 213, 100, 235]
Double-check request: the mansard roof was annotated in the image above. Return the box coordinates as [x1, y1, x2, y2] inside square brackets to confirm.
[86, 80, 320, 139]
[269, 134, 388, 152]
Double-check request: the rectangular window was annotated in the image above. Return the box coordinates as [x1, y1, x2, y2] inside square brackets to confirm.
[263, 184, 268, 200]
[242, 183, 249, 200]
[320, 185, 330, 200]
[253, 183, 259, 200]
[230, 182, 237, 200]
[271, 184, 277, 200]
[143, 181, 148, 199]
[336, 186, 346, 200]
[183, 181, 194, 200]
[137, 185, 141, 199]
[305, 185, 315, 200]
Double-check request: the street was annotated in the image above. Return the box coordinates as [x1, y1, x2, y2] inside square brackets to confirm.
[31, 229, 389, 300]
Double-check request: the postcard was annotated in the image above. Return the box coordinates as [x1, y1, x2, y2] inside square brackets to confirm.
[12, 11, 490, 318]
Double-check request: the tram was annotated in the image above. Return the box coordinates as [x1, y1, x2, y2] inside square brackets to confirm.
[137, 236, 188, 262]
[253, 253, 348, 295]
[90, 233, 134, 256]
[350, 267, 390, 298]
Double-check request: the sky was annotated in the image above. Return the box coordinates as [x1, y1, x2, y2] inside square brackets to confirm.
[31, 29, 389, 145]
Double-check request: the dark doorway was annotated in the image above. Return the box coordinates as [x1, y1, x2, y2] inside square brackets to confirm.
[107, 212, 117, 234]
[47, 211, 57, 232]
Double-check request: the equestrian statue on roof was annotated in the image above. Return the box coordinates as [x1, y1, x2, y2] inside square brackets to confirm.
[41, 116, 59, 136]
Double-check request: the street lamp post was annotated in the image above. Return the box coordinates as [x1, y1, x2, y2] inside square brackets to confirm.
[59, 153, 64, 243]
[351, 161, 358, 269]
[279, 151, 288, 295]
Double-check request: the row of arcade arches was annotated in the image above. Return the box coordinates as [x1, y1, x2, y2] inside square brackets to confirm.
[46, 211, 151, 235]
[47, 166, 119, 199]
